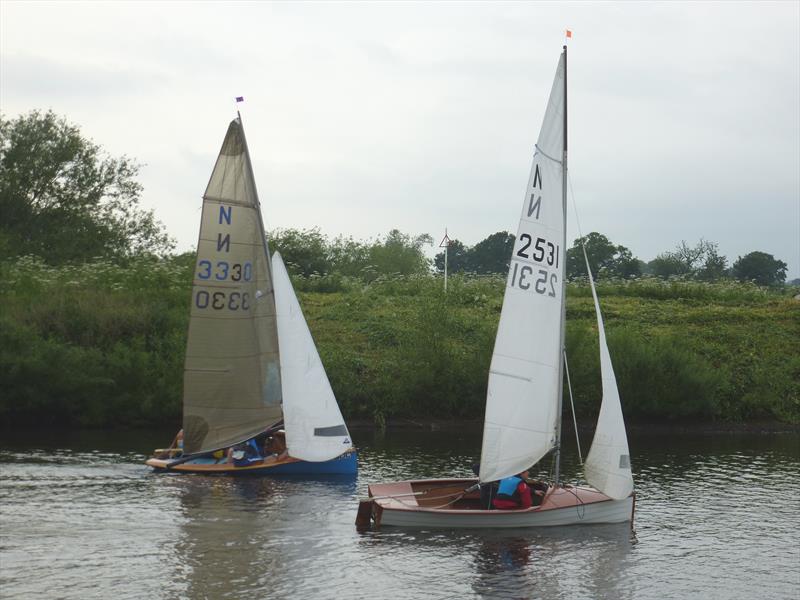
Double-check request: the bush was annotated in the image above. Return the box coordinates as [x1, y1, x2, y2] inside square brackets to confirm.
[1, 256, 797, 428]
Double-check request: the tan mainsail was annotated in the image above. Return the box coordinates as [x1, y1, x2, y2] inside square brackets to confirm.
[182, 119, 283, 454]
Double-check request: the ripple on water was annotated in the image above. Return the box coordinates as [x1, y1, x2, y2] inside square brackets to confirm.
[1, 431, 799, 599]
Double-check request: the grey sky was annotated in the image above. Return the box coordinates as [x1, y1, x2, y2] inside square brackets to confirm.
[2, 1, 798, 278]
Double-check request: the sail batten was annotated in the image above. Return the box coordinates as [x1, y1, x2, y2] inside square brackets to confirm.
[479, 52, 567, 484]
[182, 119, 283, 455]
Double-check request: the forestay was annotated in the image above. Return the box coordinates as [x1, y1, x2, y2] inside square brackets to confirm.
[582, 252, 634, 499]
[182, 119, 283, 455]
[480, 53, 567, 483]
[272, 252, 352, 461]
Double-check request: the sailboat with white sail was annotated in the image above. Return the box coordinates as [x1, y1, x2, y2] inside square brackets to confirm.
[146, 116, 356, 475]
[357, 45, 633, 527]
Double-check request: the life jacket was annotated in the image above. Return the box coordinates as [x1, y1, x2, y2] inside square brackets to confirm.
[497, 475, 523, 498]
[246, 438, 261, 457]
[233, 439, 262, 465]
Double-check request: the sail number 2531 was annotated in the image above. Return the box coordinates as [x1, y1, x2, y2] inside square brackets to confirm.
[510, 263, 557, 297]
[516, 234, 559, 268]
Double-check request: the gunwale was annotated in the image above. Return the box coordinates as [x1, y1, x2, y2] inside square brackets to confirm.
[145, 449, 356, 475]
[363, 478, 634, 529]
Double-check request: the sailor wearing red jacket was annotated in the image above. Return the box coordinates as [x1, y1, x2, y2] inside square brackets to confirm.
[492, 470, 533, 510]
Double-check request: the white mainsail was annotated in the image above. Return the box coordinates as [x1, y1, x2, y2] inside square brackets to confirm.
[182, 118, 283, 455]
[272, 252, 352, 462]
[479, 52, 567, 483]
[582, 252, 634, 500]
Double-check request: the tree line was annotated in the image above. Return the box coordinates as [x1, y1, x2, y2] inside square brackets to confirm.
[1, 110, 797, 429]
[435, 232, 789, 287]
[0, 109, 792, 289]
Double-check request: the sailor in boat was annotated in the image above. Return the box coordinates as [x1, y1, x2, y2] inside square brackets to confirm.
[492, 470, 533, 510]
[491, 470, 548, 510]
[223, 430, 290, 466]
[261, 431, 289, 463]
[227, 438, 264, 466]
[155, 429, 184, 459]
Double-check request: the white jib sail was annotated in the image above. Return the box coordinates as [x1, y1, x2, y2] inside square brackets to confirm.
[583, 251, 634, 499]
[272, 252, 352, 462]
[480, 52, 566, 483]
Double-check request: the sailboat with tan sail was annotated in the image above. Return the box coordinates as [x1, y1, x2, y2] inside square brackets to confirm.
[146, 115, 356, 475]
[357, 45, 634, 528]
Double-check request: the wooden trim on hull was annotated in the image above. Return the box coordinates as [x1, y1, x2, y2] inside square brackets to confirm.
[363, 478, 634, 529]
[145, 449, 357, 475]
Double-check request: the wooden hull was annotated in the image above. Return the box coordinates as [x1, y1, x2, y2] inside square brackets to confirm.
[146, 449, 357, 475]
[361, 478, 634, 529]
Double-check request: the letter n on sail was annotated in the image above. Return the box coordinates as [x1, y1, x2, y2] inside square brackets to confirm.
[528, 194, 541, 219]
[217, 233, 231, 252]
[527, 164, 542, 219]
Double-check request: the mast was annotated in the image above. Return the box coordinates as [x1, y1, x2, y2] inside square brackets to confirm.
[237, 111, 276, 284]
[237, 111, 283, 430]
[553, 44, 568, 485]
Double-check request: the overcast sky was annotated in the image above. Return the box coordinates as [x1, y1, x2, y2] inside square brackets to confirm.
[2, 1, 798, 278]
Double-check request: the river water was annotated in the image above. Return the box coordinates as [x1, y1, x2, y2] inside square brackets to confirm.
[1, 427, 798, 599]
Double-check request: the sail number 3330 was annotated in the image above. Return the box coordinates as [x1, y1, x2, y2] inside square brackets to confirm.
[195, 290, 250, 311]
[196, 260, 253, 282]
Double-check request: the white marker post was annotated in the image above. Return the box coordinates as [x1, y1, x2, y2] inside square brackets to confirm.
[439, 228, 451, 293]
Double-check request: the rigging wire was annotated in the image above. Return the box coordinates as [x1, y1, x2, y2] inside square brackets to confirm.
[564, 350, 583, 465]
[567, 173, 585, 242]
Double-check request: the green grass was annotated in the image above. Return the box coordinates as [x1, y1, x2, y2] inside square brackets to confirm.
[1, 258, 798, 428]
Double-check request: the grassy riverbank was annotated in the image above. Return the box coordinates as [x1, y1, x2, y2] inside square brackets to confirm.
[1, 256, 798, 428]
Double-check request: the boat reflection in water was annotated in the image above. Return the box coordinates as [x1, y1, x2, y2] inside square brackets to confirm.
[471, 525, 635, 598]
[165, 475, 358, 599]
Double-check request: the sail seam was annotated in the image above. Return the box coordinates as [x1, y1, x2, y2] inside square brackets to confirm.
[202, 196, 256, 208]
[492, 351, 557, 369]
[196, 238, 267, 248]
[534, 144, 562, 164]
[484, 420, 555, 435]
[188, 314, 277, 322]
[508, 255, 563, 269]
[488, 370, 531, 382]
[186, 350, 275, 360]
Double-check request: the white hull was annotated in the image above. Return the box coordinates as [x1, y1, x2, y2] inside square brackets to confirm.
[380, 494, 633, 529]
[362, 478, 635, 530]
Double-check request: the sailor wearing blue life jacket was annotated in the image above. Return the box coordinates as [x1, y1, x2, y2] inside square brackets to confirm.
[227, 438, 263, 465]
[492, 470, 533, 510]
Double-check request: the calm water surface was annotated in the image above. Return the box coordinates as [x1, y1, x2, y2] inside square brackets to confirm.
[1, 428, 798, 599]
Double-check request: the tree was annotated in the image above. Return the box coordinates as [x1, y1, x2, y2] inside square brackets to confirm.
[0, 110, 173, 263]
[366, 230, 432, 279]
[648, 239, 727, 280]
[269, 227, 330, 277]
[566, 232, 641, 279]
[696, 243, 728, 281]
[647, 254, 687, 278]
[469, 231, 515, 274]
[732, 251, 787, 286]
[327, 235, 370, 277]
[433, 239, 470, 274]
